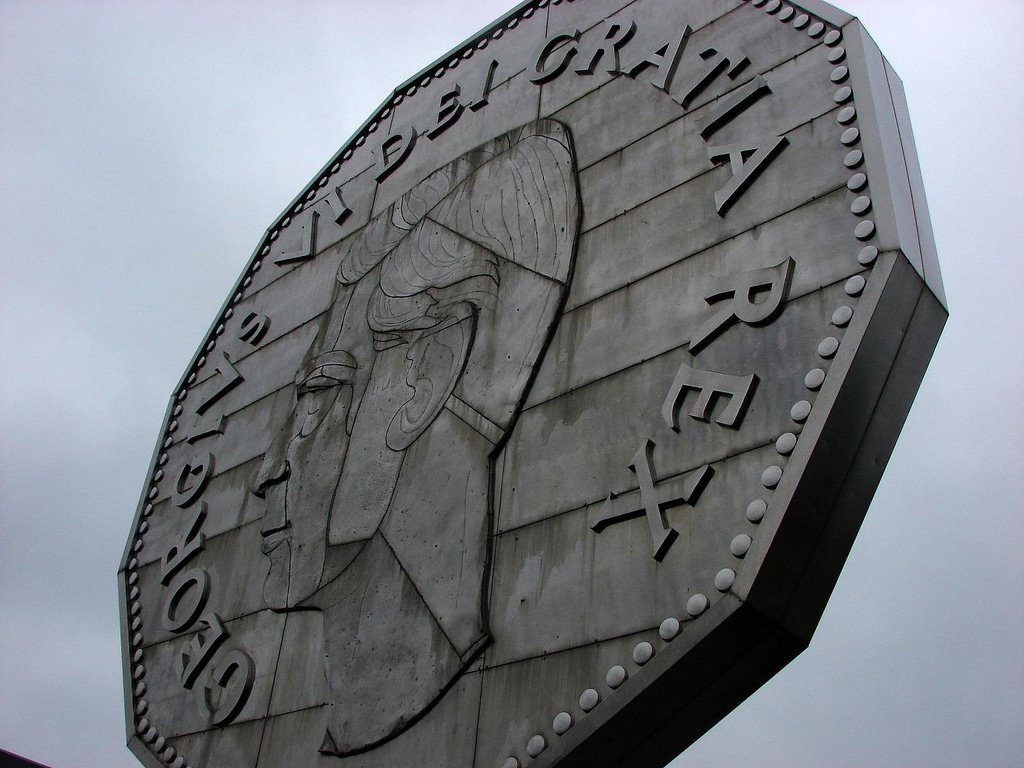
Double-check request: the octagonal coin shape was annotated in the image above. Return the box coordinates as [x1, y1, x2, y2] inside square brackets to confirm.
[119, 2, 947, 767]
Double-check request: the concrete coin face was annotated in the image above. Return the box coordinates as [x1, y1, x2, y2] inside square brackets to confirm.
[119, 2, 946, 767]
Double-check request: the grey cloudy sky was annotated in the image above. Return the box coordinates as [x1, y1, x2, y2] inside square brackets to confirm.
[0, 1, 1021, 766]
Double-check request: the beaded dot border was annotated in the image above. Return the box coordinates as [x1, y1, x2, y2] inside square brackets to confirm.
[498, 4, 881, 765]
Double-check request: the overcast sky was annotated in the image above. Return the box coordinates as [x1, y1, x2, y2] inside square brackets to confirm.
[0, 1, 1021, 767]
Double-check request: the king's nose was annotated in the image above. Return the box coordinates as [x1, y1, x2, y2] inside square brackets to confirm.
[251, 457, 290, 498]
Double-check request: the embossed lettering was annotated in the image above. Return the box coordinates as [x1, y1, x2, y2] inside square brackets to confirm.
[529, 30, 581, 83]
[173, 452, 214, 508]
[205, 648, 256, 726]
[179, 612, 228, 690]
[160, 503, 206, 585]
[673, 44, 749, 109]
[689, 258, 794, 352]
[618, 26, 691, 93]
[187, 413, 225, 444]
[467, 59, 499, 111]
[238, 312, 270, 346]
[662, 362, 757, 429]
[575, 20, 636, 76]
[195, 351, 243, 415]
[275, 209, 319, 265]
[427, 85, 465, 140]
[707, 135, 789, 215]
[697, 75, 772, 140]
[162, 567, 211, 633]
[375, 124, 418, 183]
[591, 439, 712, 561]
[324, 186, 352, 226]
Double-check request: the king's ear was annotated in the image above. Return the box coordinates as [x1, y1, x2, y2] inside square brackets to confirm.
[386, 312, 475, 451]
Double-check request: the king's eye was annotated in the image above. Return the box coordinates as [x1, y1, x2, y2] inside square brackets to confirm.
[298, 374, 343, 395]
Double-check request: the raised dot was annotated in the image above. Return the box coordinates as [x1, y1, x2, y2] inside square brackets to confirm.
[765, 0, 781, 13]
[133, 647, 143, 663]
[282, 216, 291, 227]
[746, 499, 767, 523]
[143, 727, 158, 744]
[837, 106, 857, 124]
[818, 337, 840, 358]
[553, 711, 573, 735]
[131, 600, 142, 615]
[845, 275, 867, 296]
[854, 220, 876, 240]
[170, 757, 186, 768]
[841, 127, 860, 145]
[130, 586, 140, 601]
[776, 432, 798, 455]
[162, 746, 176, 761]
[137, 717, 150, 734]
[241, 276, 252, 288]
[579, 688, 601, 712]
[131, 616, 142, 633]
[133, 538, 144, 553]
[851, 196, 872, 216]
[132, 632, 143, 647]
[154, 736, 166, 752]
[805, 368, 826, 390]
[844, 149, 864, 168]
[847, 172, 867, 191]
[830, 65, 849, 83]
[832, 305, 854, 327]
[197, 355, 207, 367]
[761, 465, 783, 488]
[858, 245, 879, 266]
[133, 663, 145, 680]
[793, 13, 810, 28]
[687, 593, 709, 616]
[139, 521, 150, 535]
[355, 135, 366, 147]
[342, 148, 354, 160]
[129, 572, 139, 586]
[730, 534, 752, 558]
[224, 308, 234, 319]
[269, 230, 279, 242]
[633, 641, 654, 666]
[167, 420, 178, 434]
[171, 403, 182, 417]
[778, 7, 794, 21]
[834, 86, 852, 103]
[828, 46, 846, 63]
[135, 699, 148, 716]
[660, 617, 681, 641]
[526, 735, 546, 758]
[143, 503, 153, 517]
[824, 29, 843, 45]
[715, 568, 736, 592]
[751, 0, 768, 6]
[330, 162, 341, 173]
[502, 759, 519, 768]
[260, 244, 270, 257]
[808, 21, 825, 37]
[251, 260, 261, 273]
[792, 398, 814, 420]
[606, 665, 627, 689]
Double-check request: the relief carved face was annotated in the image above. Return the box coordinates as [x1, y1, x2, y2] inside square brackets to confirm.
[249, 119, 580, 755]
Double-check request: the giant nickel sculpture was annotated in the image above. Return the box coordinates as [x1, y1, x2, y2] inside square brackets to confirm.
[120, 1, 946, 767]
